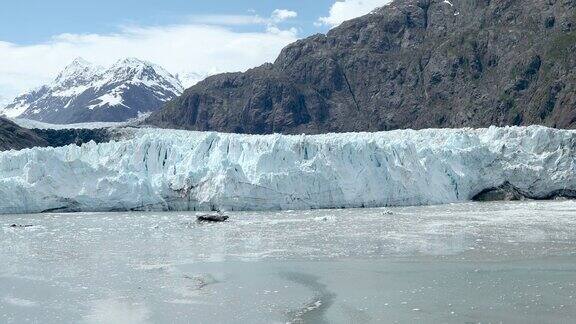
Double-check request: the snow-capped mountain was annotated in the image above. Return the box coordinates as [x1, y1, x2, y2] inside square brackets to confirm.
[1, 58, 184, 124]
[0, 126, 574, 214]
[175, 71, 214, 89]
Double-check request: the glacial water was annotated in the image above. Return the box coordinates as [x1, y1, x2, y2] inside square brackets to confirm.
[1, 201, 576, 323]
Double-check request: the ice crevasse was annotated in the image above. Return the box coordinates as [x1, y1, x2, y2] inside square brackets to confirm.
[0, 126, 574, 214]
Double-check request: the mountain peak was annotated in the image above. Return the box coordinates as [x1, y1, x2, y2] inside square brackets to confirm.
[108, 58, 184, 94]
[2, 57, 184, 124]
[55, 57, 101, 85]
[61, 57, 96, 73]
[70, 57, 92, 66]
[109, 57, 157, 77]
[112, 57, 154, 69]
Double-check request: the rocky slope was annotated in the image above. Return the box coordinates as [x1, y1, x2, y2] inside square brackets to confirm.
[148, 0, 576, 133]
[2, 58, 183, 124]
[0, 117, 48, 151]
[0, 117, 116, 151]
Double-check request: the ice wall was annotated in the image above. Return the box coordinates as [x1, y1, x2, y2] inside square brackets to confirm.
[0, 126, 574, 214]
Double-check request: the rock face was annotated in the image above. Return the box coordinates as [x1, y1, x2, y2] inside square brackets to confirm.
[0, 117, 48, 151]
[148, 0, 576, 134]
[472, 181, 527, 201]
[473, 181, 576, 201]
[2, 58, 183, 124]
[0, 117, 115, 151]
[32, 128, 114, 149]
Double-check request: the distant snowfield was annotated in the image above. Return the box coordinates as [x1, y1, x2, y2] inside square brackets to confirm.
[0, 126, 574, 214]
[11, 113, 150, 130]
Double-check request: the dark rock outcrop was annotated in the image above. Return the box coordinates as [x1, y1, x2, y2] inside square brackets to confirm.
[0, 117, 115, 151]
[472, 182, 528, 201]
[148, 0, 576, 134]
[0, 117, 48, 150]
[33, 128, 112, 148]
[473, 182, 576, 202]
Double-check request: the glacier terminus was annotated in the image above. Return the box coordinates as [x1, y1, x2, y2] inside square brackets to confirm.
[0, 126, 574, 215]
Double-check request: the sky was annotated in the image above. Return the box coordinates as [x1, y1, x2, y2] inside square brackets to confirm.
[0, 0, 392, 104]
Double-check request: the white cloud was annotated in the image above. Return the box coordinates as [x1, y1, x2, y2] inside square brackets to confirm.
[187, 9, 297, 26]
[0, 94, 8, 107]
[271, 9, 298, 23]
[0, 11, 299, 103]
[186, 14, 268, 26]
[317, 0, 393, 27]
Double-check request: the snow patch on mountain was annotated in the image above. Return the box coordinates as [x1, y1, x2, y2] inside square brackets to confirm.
[0, 126, 574, 214]
[1, 101, 29, 118]
[88, 92, 126, 110]
[12, 113, 149, 130]
[177, 72, 205, 88]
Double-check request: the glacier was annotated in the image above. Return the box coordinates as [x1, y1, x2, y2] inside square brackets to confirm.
[0, 126, 574, 214]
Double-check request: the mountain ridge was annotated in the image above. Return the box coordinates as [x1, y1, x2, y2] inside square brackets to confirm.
[2, 57, 183, 124]
[147, 0, 576, 133]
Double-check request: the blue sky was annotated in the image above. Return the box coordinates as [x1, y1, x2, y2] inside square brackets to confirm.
[0, 0, 334, 44]
[0, 0, 391, 104]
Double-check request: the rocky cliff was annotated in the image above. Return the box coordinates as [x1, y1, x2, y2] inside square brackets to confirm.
[0, 117, 48, 151]
[0, 117, 114, 151]
[148, 0, 576, 133]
